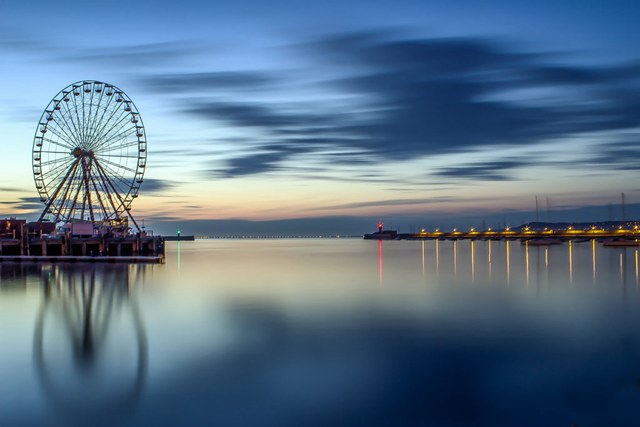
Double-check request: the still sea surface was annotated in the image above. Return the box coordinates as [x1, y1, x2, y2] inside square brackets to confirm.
[1, 238, 640, 426]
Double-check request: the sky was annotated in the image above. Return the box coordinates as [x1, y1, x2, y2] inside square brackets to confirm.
[1, 0, 639, 235]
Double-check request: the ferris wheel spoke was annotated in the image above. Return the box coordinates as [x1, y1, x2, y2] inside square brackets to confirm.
[93, 127, 137, 153]
[93, 126, 136, 152]
[98, 156, 138, 175]
[48, 117, 81, 147]
[71, 87, 88, 144]
[94, 140, 139, 154]
[41, 157, 76, 183]
[53, 109, 82, 147]
[94, 158, 140, 230]
[95, 158, 133, 198]
[66, 89, 82, 145]
[84, 88, 96, 146]
[85, 89, 106, 145]
[43, 127, 76, 149]
[85, 90, 116, 147]
[79, 158, 94, 222]
[41, 137, 75, 152]
[38, 158, 80, 221]
[101, 154, 141, 159]
[66, 172, 86, 222]
[58, 178, 81, 222]
[80, 89, 87, 145]
[69, 89, 85, 144]
[94, 159, 126, 213]
[60, 99, 84, 146]
[39, 156, 74, 168]
[87, 100, 127, 149]
[89, 171, 110, 220]
[90, 109, 132, 150]
[98, 164, 135, 198]
[39, 150, 72, 155]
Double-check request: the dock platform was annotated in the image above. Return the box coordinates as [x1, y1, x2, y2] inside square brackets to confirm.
[0, 255, 165, 264]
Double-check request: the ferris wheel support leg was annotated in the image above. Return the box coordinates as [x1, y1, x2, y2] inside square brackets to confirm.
[38, 158, 80, 222]
[93, 158, 142, 233]
[81, 158, 95, 223]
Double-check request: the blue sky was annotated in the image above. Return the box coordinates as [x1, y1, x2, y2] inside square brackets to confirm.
[1, 0, 639, 234]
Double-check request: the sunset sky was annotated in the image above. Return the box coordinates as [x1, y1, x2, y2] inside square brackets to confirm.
[1, 0, 639, 235]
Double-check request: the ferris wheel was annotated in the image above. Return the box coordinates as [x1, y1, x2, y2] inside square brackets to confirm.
[33, 80, 146, 230]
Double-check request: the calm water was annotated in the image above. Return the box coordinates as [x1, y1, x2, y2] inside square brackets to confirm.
[1, 239, 640, 426]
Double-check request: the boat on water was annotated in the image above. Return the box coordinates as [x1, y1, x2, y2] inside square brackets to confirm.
[602, 239, 640, 247]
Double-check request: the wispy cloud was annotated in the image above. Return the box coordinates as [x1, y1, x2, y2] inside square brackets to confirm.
[136, 31, 640, 180]
[433, 159, 534, 181]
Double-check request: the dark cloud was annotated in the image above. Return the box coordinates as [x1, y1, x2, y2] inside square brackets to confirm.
[143, 31, 640, 178]
[0, 24, 49, 52]
[142, 72, 277, 93]
[61, 41, 196, 68]
[586, 140, 640, 171]
[141, 178, 176, 194]
[0, 187, 29, 193]
[209, 144, 313, 177]
[0, 196, 43, 213]
[434, 159, 534, 181]
[308, 197, 455, 211]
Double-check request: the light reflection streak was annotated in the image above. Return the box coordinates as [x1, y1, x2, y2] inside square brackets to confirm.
[620, 252, 624, 283]
[435, 240, 439, 276]
[592, 239, 596, 283]
[506, 240, 510, 286]
[421, 240, 425, 275]
[177, 241, 181, 272]
[525, 240, 529, 286]
[569, 240, 573, 285]
[488, 240, 492, 279]
[378, 239, 383, 286]
[635, 249, 638, 288]
[471, 240, 475, 283]
[545, 248, 548, 270]
[453, 240, 457, 277]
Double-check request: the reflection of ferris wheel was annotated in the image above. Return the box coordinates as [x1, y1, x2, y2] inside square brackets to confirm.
[33, 80, 146, 229]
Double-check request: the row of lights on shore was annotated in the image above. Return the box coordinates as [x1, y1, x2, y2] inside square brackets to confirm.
[415, 225, 640, 234]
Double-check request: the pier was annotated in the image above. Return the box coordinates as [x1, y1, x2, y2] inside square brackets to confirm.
[0, 218, 165, 262]
[365, 223, 640, 244]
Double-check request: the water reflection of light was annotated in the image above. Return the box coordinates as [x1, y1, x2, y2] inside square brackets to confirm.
[592, 239, 597, 283]
[453, 240, 457, 277]
[569, 240, 573, 285]
[545, 248, 548, 270]
[635, 249, 638, 288]
[471, 240, 475, 283]
[620, 253, 624, 282]
[378, 239, 383, 286]
[421, 240, 425, 275]
[525, 240, 529, 286]
[177, 241, 181, 271]
[33, 265, 148, 419]
[435, 240, 439, 276]
[506, 240, 510, 286]
[488, 240, 492, 278]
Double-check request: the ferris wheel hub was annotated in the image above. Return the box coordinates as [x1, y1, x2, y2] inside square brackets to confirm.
[71, 147, 94, 158]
